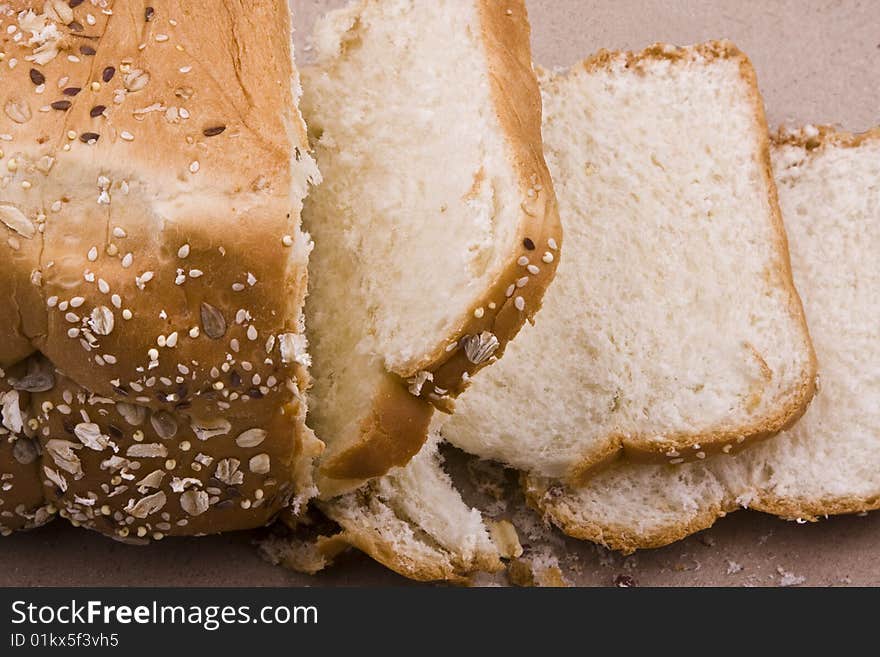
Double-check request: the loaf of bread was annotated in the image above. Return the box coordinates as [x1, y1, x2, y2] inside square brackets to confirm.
[442, 42, 817, 483]
[0, 1, 321, 539]
[525, 127, 880, 552]
[300, 0, 561, 497]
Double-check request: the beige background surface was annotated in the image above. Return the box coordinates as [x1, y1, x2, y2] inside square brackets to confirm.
[2, 0, 879, 587]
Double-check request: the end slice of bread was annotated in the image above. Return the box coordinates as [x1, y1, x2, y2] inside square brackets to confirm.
[443, 42, 817, 483]
[525, 127, 880, 553]
[301, 0, 561, 497]
[318, 433, 503, 583]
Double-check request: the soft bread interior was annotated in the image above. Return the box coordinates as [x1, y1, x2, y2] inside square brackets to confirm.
[302, 0, 525, 491]
[526, 130, 880, 552]
[443, 44, 816, 481]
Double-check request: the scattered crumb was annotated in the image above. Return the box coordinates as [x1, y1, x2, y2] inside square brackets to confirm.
[507, 550, 570, 587]
[488, 520, 523, 559]
[776, 566, 806, 587]
[258, 533, 349, 575]
[726, 560, 743, 575]
[697, 533, 716, 547]
[613, 574, 637, 588]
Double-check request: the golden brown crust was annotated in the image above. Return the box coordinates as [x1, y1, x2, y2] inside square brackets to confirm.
[405, 0, 563, 413]
[544, 41, 817, 481]
[772, 124, 880, 151]
[0, 1, 320, 538]
[316, 375, 433, 498]
[523, 473, 735, 555]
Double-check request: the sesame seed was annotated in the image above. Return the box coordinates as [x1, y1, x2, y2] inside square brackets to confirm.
[282, 235, 294, 247]
[474, 307, 485, 318]
[517, 256, 529, 266]
[70, 296, 85, 308]
[177, 244, 190, 258]
[189, 161, 200, 174]
[166, 332, 179, 348]
[514, 296, 525, 311]
[548, 238, 558, 250]
[527, 264, 540, 275]
[121, 253, 133, 268]
[189, 269, 203, 278]
[232, 283, 245, 292]
[247, 326, 258, 341]
[87, 246, 98, 262]
[120, 131, 134, 141]
[542, 252, 554, 263]
[148, 348, 159, 361]
[122, 309, 133, 320]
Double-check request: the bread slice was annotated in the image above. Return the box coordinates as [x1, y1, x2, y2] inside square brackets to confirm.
[300, 0, 561, 497]
[442, 42, 817, 483]
[261, 424, 502, 583]
[525, 126, 880, 553]
[317, 434, 503, 583]
[0, 0, 322, 537]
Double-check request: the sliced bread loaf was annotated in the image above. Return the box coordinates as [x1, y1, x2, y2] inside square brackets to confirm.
[525, 127, 880, 553]
[300, 0, 561, 497]
[442, 42, 817, 483]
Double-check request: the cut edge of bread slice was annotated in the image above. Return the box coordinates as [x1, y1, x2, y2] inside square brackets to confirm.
[302, 0, 561, 497]
[443, 41, 817, 485]
[524, 126, 880, 554]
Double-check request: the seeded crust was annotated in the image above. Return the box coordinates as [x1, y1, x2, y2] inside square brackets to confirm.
[315, 0, 562, 495]
[0, 1, 322, 539]
[549, 42, 816, 480]
[525, 127, 880, 554]
[0, 360, 55, 535]
[407, 0, 563, 409]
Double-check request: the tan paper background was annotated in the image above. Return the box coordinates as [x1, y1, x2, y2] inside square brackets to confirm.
[2, 0, 878, 587]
